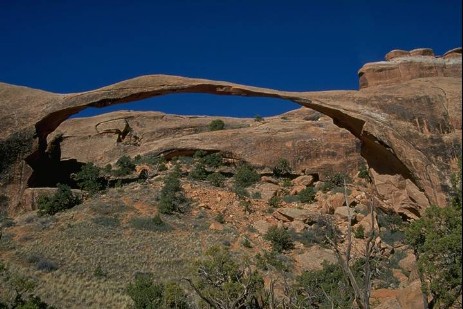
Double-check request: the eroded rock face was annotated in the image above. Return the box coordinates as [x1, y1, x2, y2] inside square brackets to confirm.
[359, 47, 462, 89]
[0, 47, 461, 215]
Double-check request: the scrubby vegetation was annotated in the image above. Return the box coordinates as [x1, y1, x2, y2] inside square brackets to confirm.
[158, 168, 188, 214]
[208, 119, 225, 131]
[73, 162, 104, 194]
[37, 183, 81, 216]
[272, 158, 291, 177]
[264, 225, 294, 253]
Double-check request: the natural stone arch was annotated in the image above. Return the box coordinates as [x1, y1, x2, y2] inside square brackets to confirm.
[1, 48, 461, 213]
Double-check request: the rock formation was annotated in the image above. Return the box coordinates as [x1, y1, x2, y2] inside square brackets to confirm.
[0, 47, 461, 216]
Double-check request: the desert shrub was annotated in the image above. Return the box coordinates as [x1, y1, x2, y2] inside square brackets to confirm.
[201, 152, 223, 168]
[293, 262, 353, 308]
[0, 132, 32, 176]
[37, 183, 81, 216]
[282, 195, 300, 203]
[233, 185, 249, 198]
[321, 173, 350, 192]
[241, 237, 252, 248]
[113, 155, 136, 176]
[294, 216, 339, 247]
[73, 162, 104, 194]
[240, 200, 253, 213]
[254, 115, 264, 122]
[281, 178, 292, 187]
[298, 187, 316, 203]
[92, 216, 120, 228]
[158, 171, 188, 214]
[255, 251, 290, 272]
[94, 264, 107, 278]
[273, 158, 291, 177]
[234, 163, 259, 188]
[406, 204, 462, 308]
[130, 216, 170, 232]
[189, 162, 208, 181]
[89, 201, 127, 215]
[358, 164, 370, 179]
[378, 211, 405, 245]
[208, 119, 225, 131]
[187, 246, 263, 308]
[264, 226, 294, 253]
[251, 191, 261, 199]
[36, 259, 58, 272]
[206, 172, 225, 187]
[0, 194, 9, 208]
[127, 274, 190, 309]
[354, 225, 365, 239]
[268, 196, 281, 208]
[214, 213, 225, 224]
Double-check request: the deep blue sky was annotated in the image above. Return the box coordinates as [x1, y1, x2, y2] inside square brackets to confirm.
[1, 0, 461, 118]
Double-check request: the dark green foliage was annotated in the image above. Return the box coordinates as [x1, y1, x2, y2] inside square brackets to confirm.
[254, 115, 264, 122]
[298, 187, 316, 203]
[92, 216, 120, 228]
[201, 153, 223, 168]
[321, 173, 350, 192]
[255, 251, 290, 272]
[188, 246, 263, 308]
[0, 132, 32, 176]
[127, 274, 190, 309]
[214, 213, 225, 224]
[73, 163, 104, 194]
[36, 259, 58, 272]
[37, 184, 81, 216]
[233, 185, 249, 198]
[158, 171, 188, 214]
[206, 172, 225, 187]
[354, 224, 365, 239]
[281, 178, 292, 187]
[268, 196, 281, 208]
[234, 163, 259, 188]
[358, 164, 370, 180]
[251, 191, 261, 199]
[240, 200, 253, 213]
[189, 162, 208, 181]
[264, 226, 294, 252]
[282, 195, 299, 203]
[208, 119, 225, 131]
[294, 262, 353, 308]
[114, 155, 136, 176]
[94, 264, 107, 278]
[241, 237, 252, 248]
[130, 215, 170, 232]
[293, 216, 339, 247]
[378, 211, 405, 245]
[272, 158, 291, 177]
[406, 204, 462, 307]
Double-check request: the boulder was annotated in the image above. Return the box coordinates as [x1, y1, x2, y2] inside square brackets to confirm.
[409, 48, 434, 57]
[291, 175, 314, 187]
[385, 49, 410, 61]
[273, 208, 318, 224]
[294, 245, 337, 271]
[396, 279, 425, 309]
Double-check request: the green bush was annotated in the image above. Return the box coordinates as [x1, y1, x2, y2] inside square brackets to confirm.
[273, 158, 291, 177]
[130, 216, 170, 232]
[127, 274, 190, 309]
[268, 196, 281, 208]
[73, 162, 104, 194]
[158, 171, 188, 214]
[406, 204, 462, 308]
[208, 119, 225, 131]
[114, 155, 136, 176]
[298, 187, 316, 203]
[255, 251, 290, 272]
[321, 173, 350, 192]
[254, 115, 264, 122]
[234, 163, 259, 188]
[206, 172, 226, 187]
[188, 246, 263, 308]
[294, 262, 354, 308]
[189, 162, 208, 181]
[264, 226, 294, 253]
[201, 153, 223, 168]
[37, 183, 81, 216]
[354, 225, 365, 239]
[358, 164, 370, 179]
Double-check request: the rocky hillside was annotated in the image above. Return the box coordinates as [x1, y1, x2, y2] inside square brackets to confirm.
[0, 47, 461, 308]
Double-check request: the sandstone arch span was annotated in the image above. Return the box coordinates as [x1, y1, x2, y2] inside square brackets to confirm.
[0, 49, 461, 214]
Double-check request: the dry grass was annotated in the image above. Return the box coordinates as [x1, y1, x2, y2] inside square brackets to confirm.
[0, 182, 240, 308]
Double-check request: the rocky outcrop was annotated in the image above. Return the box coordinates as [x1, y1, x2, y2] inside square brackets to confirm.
[0, 47, 461, 216]
[359, 47, 462, 89]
